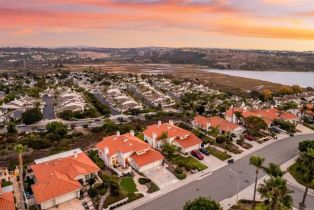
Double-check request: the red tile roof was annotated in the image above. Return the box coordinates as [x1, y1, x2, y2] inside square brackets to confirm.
[279, 112, 298, 120]
[130, 149, 164, 167]
[31, 152, 100, 204]
[225, 107, 245, 118]
[96, 133, 150, 157]
[194, 115, 209, 129]
[143, 123, 190, 140]
[174, 134, 202, 149]
[226, 107, 297, 125]
[0, 192, 15, 210]
[194, 116, 240, 132]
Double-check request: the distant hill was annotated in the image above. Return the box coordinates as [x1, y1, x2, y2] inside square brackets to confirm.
[0, 47, 314, 71]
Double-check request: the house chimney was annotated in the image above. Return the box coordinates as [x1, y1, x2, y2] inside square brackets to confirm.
[104, 147, 109, 155]
[130, 130, 135, 136]
[152, 132, 157, 140]
[157, 120, 161, 126]
[116, 131, 120, 137]
[73, 151, 78, 158]
[169, 120, 174, 126]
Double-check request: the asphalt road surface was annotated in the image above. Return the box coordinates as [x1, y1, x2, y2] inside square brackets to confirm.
[134, 134, 314, 210]
[42, 95, 56, 120]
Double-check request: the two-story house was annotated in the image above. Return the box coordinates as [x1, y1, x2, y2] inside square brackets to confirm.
[96, 131, 164, 176]
[27, 149, 100, 209]
[143, 120, 202, 153]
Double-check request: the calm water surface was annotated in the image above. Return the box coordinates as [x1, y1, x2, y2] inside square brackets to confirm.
[204, 69, 314, 87]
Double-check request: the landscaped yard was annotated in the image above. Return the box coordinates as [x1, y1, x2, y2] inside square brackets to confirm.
[170, 154, 208, 171]
[288, 162, 314, 189]
[206, 146, 231, 161]
[120, 177, 137, 193]
[138, 177, 160, 194]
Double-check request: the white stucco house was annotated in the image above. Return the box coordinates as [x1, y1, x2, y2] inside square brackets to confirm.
[96, 131, 164, 175]
[143, 120, 202, 154]
[27, 149, 100, 209]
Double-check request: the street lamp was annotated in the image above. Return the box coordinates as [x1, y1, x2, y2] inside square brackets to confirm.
[229, 168, 240, 203]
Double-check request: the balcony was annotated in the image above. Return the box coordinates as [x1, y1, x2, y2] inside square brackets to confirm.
[112, 165, 132, 177]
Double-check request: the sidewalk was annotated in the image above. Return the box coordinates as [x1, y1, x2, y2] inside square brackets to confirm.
[220, 155, 311, 210]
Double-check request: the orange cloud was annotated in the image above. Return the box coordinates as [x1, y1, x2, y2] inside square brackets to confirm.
[0, 0, 314, 49]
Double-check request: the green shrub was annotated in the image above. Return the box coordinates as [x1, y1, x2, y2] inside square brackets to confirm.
[138, 177, 151, 185]
[88, 188, 98, 198]
[175, 167, 183, 174]
[147, 182, 160, 193]
[22, 107, 43, 124]
[176, 173, 187, 180]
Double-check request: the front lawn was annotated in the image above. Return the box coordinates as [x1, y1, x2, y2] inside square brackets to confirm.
[170, 154, 207, 171]
[206, 146, 231, 161]
[120, 177, 137, 193]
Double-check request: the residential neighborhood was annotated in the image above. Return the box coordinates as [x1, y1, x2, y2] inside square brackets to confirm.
[0, 70, 313, 210]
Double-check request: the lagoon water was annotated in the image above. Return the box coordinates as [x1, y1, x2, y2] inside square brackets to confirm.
[204, 69, 314, 87]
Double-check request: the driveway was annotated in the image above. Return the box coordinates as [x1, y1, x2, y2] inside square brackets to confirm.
[143, 165, 178, 189]
[47, 198, 84, 210]
[201, 155, 224, 171]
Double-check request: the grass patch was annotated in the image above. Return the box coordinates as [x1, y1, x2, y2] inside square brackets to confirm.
[120, 177, 137, 193]
[288, 163, 314, 189]
[171, 154, 207, 171]
[303, 123, 314, 130]
[128, 192, 144, 202]
[103, 194, 128, 208]
[206, 146, 231, 161]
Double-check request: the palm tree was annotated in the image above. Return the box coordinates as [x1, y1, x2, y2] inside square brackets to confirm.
[234, 111, 243, 125]
[250, 155, 265, 210]
[298, 148, 314, 210]
[300, 104, 308, 122]
[15, 144, 26, 210]
[263, 162, 284, 178]
[258, 176, 293, 210]
[210, 126, 220, 149]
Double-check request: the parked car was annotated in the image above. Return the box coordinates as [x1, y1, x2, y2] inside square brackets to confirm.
[199, 148, 210, 156]
[228, 159, 234, 164]
[191, 169, 198, 174]
[191, 150, 204, 160]
[244, 134, 255, 141]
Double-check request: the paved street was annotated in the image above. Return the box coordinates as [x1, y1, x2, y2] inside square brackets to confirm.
[42, 95, 56, 120]
[133, 134, 314, 210]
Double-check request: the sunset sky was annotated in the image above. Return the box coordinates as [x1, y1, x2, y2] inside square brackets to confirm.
[1, 0, 314, 50]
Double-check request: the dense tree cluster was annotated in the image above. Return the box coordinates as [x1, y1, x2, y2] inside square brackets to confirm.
[22, 107, 43, 125]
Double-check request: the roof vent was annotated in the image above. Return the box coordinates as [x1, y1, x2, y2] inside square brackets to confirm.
[73, 151, 78, 158]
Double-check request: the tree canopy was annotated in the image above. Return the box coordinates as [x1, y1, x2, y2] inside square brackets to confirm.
[22, 107, 43, 125]
[245, 116, 267, 133]
[46, 121, 68, 140]
[183, 197, 222, 210]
